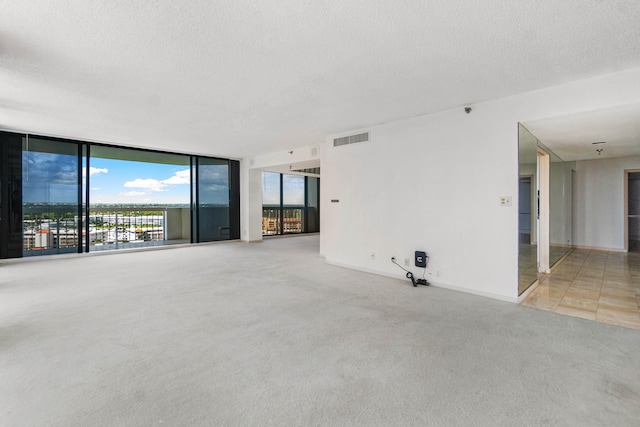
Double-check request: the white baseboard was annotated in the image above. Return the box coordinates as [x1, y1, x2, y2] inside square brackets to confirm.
[324, 259, 519, 304]
[572, 245, 627, 253]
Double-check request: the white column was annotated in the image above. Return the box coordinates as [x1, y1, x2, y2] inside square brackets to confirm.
[240, 159, 264, 242]
[537, 149, 550, 273]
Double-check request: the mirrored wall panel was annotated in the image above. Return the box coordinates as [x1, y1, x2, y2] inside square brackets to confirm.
[546, 143, 575, 266]
[518, 124, 575, 295]
[518, 125, 539, 293]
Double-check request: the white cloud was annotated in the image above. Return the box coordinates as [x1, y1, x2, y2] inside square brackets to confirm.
[91, 167, 108, 176]
[124, 178, 167, 192]
[91, 187, 101, 191]
[162, 169, 190, 185]
[82, 167, 108, 177]
[120, 191, 146, 197]
[123, 169, 190, 193]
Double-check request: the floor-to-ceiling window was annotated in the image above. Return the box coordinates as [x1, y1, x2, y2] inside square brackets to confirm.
[262, 172, 281, 236]
[262, 171, 320, 236]
[87, 145, 191, 251]
[22, 136, 82, 256]
[0, 132, 22, 258]
[193, 157, 239, 242]
[0, 130, 240, 259]
[306, 176, 320, 233]
[282, 174, 305, 234]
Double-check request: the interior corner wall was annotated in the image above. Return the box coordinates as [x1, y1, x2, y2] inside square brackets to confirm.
[573, 155, 640, 250]
[319, 67, 640, 301]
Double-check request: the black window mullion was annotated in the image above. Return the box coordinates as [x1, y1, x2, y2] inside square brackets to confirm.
[85, 144, 91, 252]
[304, 176, 309, 233]
[192, 156, 200, 243]
[317, 178, 321, 232]
[77, 144, 84, 253]
[279, 173, 284, 235]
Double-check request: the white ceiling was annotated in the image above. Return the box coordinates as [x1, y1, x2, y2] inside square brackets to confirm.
[2, 1, 640, 159]
[523, 104, 640, 162]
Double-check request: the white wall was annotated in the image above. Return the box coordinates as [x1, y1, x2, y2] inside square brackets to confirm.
[320, 67, 640, 302]
[573, 155, 640, 250]
[181, 208, 191, 240]
[166, 208, 191, 240]
[240, 162, 264, 242]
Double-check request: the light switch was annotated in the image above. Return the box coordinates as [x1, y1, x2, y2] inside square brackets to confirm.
[499, 196, 512, 206]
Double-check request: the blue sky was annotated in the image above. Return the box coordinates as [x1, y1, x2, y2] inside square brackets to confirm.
[23, 152, 79, 203]
[262, 172, 305, 205]
[23, 152, 230, 205]
[89, 158, 191, 204]
[23, 151, 305, 206]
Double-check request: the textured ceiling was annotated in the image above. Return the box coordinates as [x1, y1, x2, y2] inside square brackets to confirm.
[2, 0, 640, 158]
[524, 104, 640, 162]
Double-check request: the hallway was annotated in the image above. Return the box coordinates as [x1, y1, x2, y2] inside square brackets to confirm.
[522, 249, 640, 329]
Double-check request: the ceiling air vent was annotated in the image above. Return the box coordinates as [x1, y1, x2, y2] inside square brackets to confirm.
[333, 132, 369, 147]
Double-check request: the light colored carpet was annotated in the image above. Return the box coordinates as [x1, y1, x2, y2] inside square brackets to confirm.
[1, 235, 639, 426]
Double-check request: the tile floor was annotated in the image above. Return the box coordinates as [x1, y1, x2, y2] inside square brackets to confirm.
[521, 249, 640, 330]
[518, 243, 569, 294]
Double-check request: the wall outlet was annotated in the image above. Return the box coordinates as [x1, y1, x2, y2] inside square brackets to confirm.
[404, 258, 410, 267]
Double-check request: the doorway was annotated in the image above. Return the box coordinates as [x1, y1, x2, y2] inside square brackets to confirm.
[626, 170, 640, 252]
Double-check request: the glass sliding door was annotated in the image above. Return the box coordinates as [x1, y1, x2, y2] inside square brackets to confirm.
[196, 157, 230, 242]
[0, 131, 24, 259]
[22, 137, 81, 256]
[2, 130, 242, 259]
[88, 145, 191, 251]
[261, 172, 320, 236]
[306, 177, 320, 233]
[81, 144, 89, 253]
[262, 172, 281, 235]
[282, 174, 305, 234]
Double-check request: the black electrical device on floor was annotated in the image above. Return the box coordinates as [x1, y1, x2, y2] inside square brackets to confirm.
[415, 250, 429, 285]
[391, 253, 430, 287]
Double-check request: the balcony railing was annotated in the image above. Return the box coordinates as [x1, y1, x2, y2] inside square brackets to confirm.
[88, 208, 167, 247]
[262, 205, 304, 235]
[23, 205, 81, 252]
[23, 207, 174, 253]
